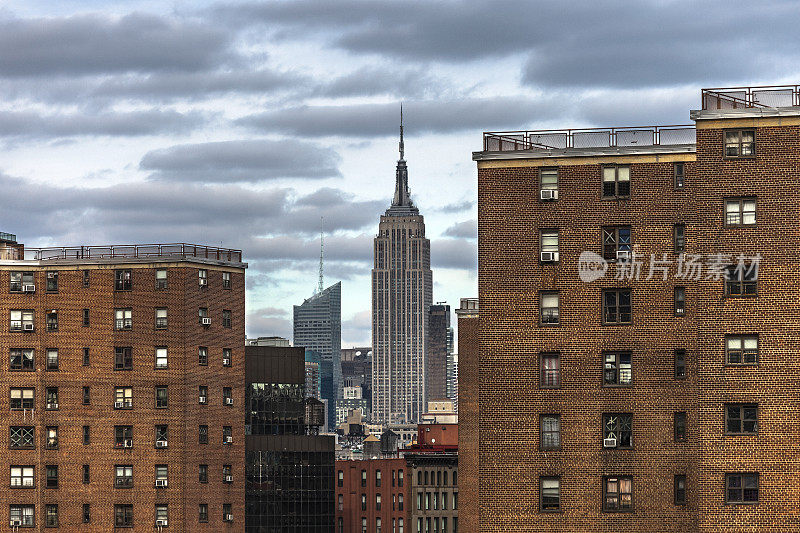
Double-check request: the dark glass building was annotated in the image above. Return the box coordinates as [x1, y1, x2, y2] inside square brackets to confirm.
[246, 345, 335, 533]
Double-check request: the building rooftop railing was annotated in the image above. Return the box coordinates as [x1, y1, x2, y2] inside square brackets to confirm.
[27, 243, 243, 263]
[482, 125, 695, 152]
[702, 84, 800, 110]
[0, 232, 16, 242]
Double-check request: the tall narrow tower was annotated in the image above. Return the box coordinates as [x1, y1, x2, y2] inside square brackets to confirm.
[372, 108, 433, 424]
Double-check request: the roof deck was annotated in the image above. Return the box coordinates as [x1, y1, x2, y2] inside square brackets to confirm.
[24, 242, 243, 265]
[702, 84, 800, 110]
[0, 232, 16, 243]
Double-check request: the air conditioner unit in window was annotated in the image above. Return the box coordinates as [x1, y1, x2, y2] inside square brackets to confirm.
[223, 358, 231, 366]
[10, 520, 21, 527]
[616, 250, 630, 261]
[47, 272, 56, 278]
[155, 440, 168, 448]
[47, 403, 58, 409]
[114, 401, 125, 409]
[22, 284, 35, 292]
[225, 475, 233, 483]
[224, 514, 233, 522]
[123, 439, 133, 448]
[155, 480, 167, 488]
[603, 437, 617, 448]
[224, 436, 233, 444]
[201, 318, 211, 325]
[540, 189, 558, 200]
[540, 251, 559, 262]
[199, 396, 207, 404]
[156, 519, 168, 526]
[199, 278, 207, 286]
[23, 323, 34, 331]
[225, 397, 233, 405]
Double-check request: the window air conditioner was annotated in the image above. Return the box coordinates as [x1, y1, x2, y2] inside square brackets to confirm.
[23, 323, 34, 331]
[224, 514, 233, 522]
[199, 396, 207, 404]
[224, 436, 233, 444]
[10, 520, 21, 527]
[47, 403, 58, 409]
[223, 358, 231, 366]
[225, 475, 233, 483]
[156, 519, 168, 526]
[123, 439, 133, 448]
[156, 440, 168, 448]
[540, 189, 558, 200]
[155, 480, 167, 488]
[540, 252, 559, 262]
[225, 397, 233, 405]
[22, 284, 35, 292]
[201, 318, 211, 325]
[603, 438, 617, 448]
[199, 278, 207, 286]
[616, 250, 630, 261]
[114, 401, 125, 409]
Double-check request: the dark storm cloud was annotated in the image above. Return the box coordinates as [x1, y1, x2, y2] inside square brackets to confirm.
[140, 140, 341, 183]
[443, 220, 476, 240]
[0, 13, 230, 77]
[318, 66, 441, 99]
[0, 108, 204, 138]
[431, 238, 476, 271]
[236, 97, 563, 137]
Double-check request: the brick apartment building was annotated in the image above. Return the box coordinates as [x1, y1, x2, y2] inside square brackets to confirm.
[0, 239, 246, 531]
[471, 85, 800, 531]
[454, 299, 477, 533]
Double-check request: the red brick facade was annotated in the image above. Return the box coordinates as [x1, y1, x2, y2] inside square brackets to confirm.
[0, 259, 245, 531]
[474, 109, 800, 531]
[336, 458, 409, 533]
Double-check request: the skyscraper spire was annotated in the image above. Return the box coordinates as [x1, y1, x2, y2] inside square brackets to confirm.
[390, 103, 416, 212]
[399, 103, 404, 161]
[318, 217, 324, 294]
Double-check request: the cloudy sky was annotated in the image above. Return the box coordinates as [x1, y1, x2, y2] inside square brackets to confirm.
[1, 0, 798, 346]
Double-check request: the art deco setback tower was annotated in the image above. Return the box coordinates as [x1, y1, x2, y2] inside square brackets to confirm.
[372, 114, 432, 424]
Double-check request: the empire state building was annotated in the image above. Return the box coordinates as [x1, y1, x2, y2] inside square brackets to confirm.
[371, 111, 432, 424]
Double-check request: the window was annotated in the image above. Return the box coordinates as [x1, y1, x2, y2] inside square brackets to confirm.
[674, 475, 687, 505]
[724, 129, 755, 158]
[155, 425, 168, 446]
[198, 308, 208, 324]
[199, 504, 208, 523]
[362, 518, 367, 533]
[603, 289, 632, 325]
[726, 473, 758, 503]
[83, 347, 90, 366]
[83, 270, 90, 288]
[155, 308, 167, 329]
[338, 494, 343, 511]
[223, 426, 232, 444]
[602, 165, 630, 198]
[199, 464, 208, 483]
[154, 269, 168, 289]
[726, 404, 758, 435]
[674, 162, 685, 189]
[223, 464, 232, 483]
[115, 465, 133, 488]
[361, 470, 367, 487]
[674, 286, 686, 316]
[603, 351, 632, 386]
[115, 504, 133, 527]
[114, 425, 133, 448]
[223, 348, 232, 367]
[9, 271, 33, 292]
[83, 309, 90, 327]
[540, 168, 558, 198]
[602, 226, 631, 261]
[11, 466, 35, 487]
[44, 504, 58, 527]
[199, 386, 208, 404]
[46, 271, 58, 292]
[223, 387, 232, 406]
[10, 310, 34, 332]
[725, 264, 757, 296]
[46, 427, 58, 449]
[726, 335, 758, 365]
[725, 197, 756, 226]
[453, 492, 458, 510]
[155, 504, 168, 526]
[337, 470, 343, 487]
[45, 387, 58, 410]
[83, 426, 90, 445]
[222, 310, 232, 328]
[82, 387, 91, 405]
[376, 494, 382, 510]
[115, 347, 132, 370]
[223, 504, 232, 522]
[45, 310, 58, 331]
[115, 269, 132, 291]
[603, 476, 633, 512]
[83, 465, 90, 484]
[399, 494, 404, 511]
[199, 269, 208, 286]
[540, 230, 559, 262]
[398, 470, 404, 487]
[674, 349, 686, 379]
[540, 415, 560, 450]
[155, 387, 168, 408]
[603, 413, 632, 448]
[539, 292, 559, 325]
[10, 348, 34, 371]
[10, 427, 34, 448]
[377, 518, 382, 533]
[674, 412, 687, 442]
[399, 518, 404, 533]
[222, 272, 231, 289]
[10, 388, 34, 410]
[45, 465, 58, 488]
[46, 349, 58, 371]
[199, 425, 208, 444]
[155, 347, 168, 369]
[540, 477, 560, 512]
[673, 224, 685, 253]
[114, 387, 133, 409]
[115, 308, 132, 330]
[10, 505, 34, 527]
[198, 347, 208, 366]
[83, 504, 91, 523]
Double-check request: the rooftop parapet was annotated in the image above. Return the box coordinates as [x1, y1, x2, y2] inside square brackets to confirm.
[702, 84, 800, 110]
[25, 242, 243, 264]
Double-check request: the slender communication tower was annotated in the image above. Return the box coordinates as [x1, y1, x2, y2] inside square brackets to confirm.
[399, 102, 404, 160]
[317, 217, 324, 294]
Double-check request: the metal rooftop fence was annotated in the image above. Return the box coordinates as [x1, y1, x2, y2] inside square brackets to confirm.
[482, 125, 696, 152]
[0, 232, 16, 242]
[702, 85, 800, 110]
[27, 243, 243, 263]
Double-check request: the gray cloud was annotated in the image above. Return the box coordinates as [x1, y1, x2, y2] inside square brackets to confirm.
[317, 66, 442, 99]
[0, 13, 230, 77]
[431, 238, 477, 271]
[0, 109, 204, 138]
[436, 200, 474, 214]
[443, 219, 476, 240]
[247, 307, 292, 339]
[140, 140, 342, 183]
[236, 97, 563, 137]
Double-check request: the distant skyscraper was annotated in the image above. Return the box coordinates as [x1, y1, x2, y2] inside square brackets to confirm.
[294, 282, 342, 429]
[372, 110, 433, 424]
[426, 303, 451, 402]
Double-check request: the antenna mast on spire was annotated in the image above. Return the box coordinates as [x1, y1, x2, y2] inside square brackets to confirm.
[399, 103, 404, 160]
[317, 217, 324, 294]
